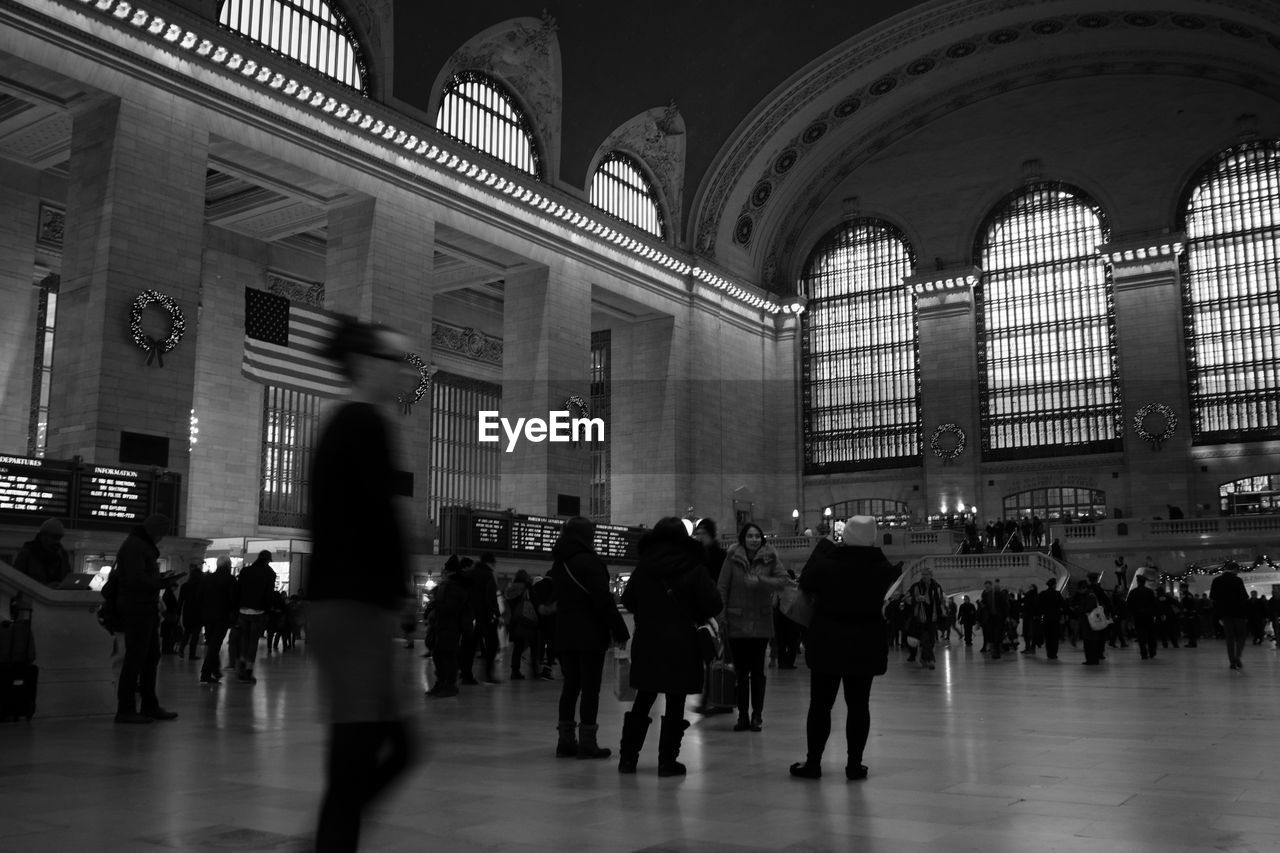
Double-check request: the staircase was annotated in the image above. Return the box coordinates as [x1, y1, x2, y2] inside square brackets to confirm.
[887, 551, 1071, 600]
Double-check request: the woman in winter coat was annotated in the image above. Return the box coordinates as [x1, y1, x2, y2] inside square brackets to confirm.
[550, 517, 630, 759]
[716, 523, 789, 731]
[505, 569, 539, 679]
[619, 517, 723, 777]
[789, 516, 900, 781]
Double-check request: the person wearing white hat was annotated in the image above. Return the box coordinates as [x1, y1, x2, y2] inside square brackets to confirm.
[789, 516, 900, 781]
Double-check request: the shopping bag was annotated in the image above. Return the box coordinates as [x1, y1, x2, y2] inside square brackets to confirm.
[613, 648, 636, 702]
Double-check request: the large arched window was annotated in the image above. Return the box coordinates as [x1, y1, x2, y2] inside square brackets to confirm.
[1179, 141, 1280, 442]
[801, 219, 919, 472]
[590, 152, 666, 240]
[975, 183, 1120, 459]
[1003, 487, 1107, 522]
[1219, 474, 1280, 515]
[218, 0, 367, 92]
[436, 71, 543, 178]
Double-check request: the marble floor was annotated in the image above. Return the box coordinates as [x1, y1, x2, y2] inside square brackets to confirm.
[1, 634, 1277, 853]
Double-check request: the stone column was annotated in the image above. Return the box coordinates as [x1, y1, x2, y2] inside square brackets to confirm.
[610, 312, 684, 525]
[910, 269, 982, 521]
[325, 195, 435, 546]
[498, 263, 591, 516]
[0, 163, 43, 452]
[46, 97, 208, 530]
[1103, 237, 1191, 518]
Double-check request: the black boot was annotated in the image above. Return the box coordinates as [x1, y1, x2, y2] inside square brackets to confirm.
[750, 675, 765, 731]
[657, 715, 689, 777]
[618, 712, 651, 774]
[555, 721, 578, 758]
[576, 723, 611, 759]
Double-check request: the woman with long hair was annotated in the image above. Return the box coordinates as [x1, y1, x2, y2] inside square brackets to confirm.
[550, 516, 630, 759]
[716, 523, 789, 731]
[619, 517, 722, 776]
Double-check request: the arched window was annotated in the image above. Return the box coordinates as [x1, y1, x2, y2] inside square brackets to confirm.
[1219, 474, 1280, 515]
[217, 0, 367, 92]
[801, 219, 919, 472]
[590, 152, 666, 240]
[1179, 141, 1280, 442]
[1003, 487, 1107, 522]
[975, 183, 1120, 459]
[436, 71, 543, 178]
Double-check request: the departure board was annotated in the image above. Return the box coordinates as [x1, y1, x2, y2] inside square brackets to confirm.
[77, 465, 151, 525]
[440, 507, 645, 565]
[0, 455, 74, 520]
[0, 455, 179, 532]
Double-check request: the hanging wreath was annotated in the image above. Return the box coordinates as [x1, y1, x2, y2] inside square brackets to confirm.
[129, 289, 186, 367]
[930, 423, 966, 462]
[564, 395, 591, 418]
[397, 354, 436, 415]
[1133, 402, 1177, 449]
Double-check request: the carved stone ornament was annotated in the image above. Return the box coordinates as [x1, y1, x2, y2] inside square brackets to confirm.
[431, 321, 503, 365]
[37, 203, 64, 248]
[438, 14, 563, 173]
[265, 271, 324, 307]
[593, 103, 686, 237]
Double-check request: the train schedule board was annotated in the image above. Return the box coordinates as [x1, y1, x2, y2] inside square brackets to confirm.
[0, 455, 74, 522]
[438, 507, 644, 565]
[76, 465, 152, 528]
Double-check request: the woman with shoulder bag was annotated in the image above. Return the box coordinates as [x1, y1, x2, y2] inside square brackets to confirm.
[619, 518, 723, 776]
[716, 523, 789, 731]
[550, 517, 630, 759]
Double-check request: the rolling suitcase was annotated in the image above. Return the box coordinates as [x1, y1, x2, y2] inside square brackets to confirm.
[706, 660, 736, 709]
[0, 663, 38, 721]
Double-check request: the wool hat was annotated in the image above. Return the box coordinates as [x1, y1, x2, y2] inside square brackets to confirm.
[843, 515, 877, 547]
[693, 518, 717, 538]
[39, 518, 64, 537]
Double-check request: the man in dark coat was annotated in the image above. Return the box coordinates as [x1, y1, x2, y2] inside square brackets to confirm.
[1038, 578, 1064, 659]
[1210, 564, 1249, 670]
[13, 518, 71, 586]
[981, 579, 1010, 659]
[789, 515, 900, 781]
[235, 550, 277, 683]
[109, 514, 178, 723]
[1128, 574, 1158, 660]
[619, 518, 722, 776]
[957, 595, 977, 646]
[199, 556, 238, 684]
[178, 568, 202, 660]
[549, 516, 629, 759]
[425, 555, 471, 698]
[459, 553, 501, 684]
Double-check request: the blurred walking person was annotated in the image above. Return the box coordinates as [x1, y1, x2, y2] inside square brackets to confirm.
[307, 319, 418, 853]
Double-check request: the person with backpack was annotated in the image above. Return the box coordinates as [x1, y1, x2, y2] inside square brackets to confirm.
[198, 556, 237, 684]
[425, 555, 471, 698]
[460, 553, 501, 684]
[505, 569, 540, 680]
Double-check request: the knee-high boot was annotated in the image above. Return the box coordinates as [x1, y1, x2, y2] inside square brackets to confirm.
[657, 715, 689, 777]
[617, 712, 651, 774]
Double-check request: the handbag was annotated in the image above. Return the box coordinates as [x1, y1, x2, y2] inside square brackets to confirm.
[696, 617, 721, 664]
[781, 585, 813, 628]
[1086, 605, 1111, 631]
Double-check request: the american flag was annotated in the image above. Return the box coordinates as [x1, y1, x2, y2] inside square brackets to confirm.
[242, 287, 346, 397]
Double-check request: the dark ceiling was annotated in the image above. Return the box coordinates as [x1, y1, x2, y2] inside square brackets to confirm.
[393, 0, 922, 219]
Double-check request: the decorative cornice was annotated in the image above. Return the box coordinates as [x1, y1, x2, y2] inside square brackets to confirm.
[31, 0, 786, 317]
[904, 267, 980, 295]
[1098, 235, 1186, 265]
[431, 321, 502, 365]
[265, 271, 324, 307]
